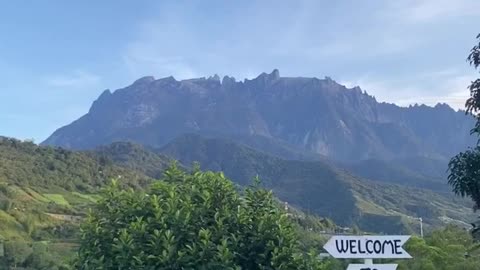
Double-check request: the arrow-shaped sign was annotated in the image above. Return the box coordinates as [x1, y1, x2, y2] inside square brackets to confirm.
[323, 235, 411, 259]
[347, 264, 398, 270]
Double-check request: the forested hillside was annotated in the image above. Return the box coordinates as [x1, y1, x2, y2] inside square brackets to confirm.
[0, 137, 478, 269]
[0, 137, 337, 269]
[341, 157, 448, 192]
[88, 141, 173, 179]
[155, 134, 473, 232]
[0, 137, 153, 268]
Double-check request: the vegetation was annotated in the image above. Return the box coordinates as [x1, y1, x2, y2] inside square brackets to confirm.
[448, 33, 480, 240]
[0, 136, 479, 268]
[297, 226, 480, 270]
[76, 165, 325, 269]
[0, 136, 151, 191]
[74, 165, 480, 270]
[160, 134, 473, 232]
[344, 157, 448, 191]
[89, 142, 173, 179]
[0, 137, 154, 269]
[396, 226, 480, 270]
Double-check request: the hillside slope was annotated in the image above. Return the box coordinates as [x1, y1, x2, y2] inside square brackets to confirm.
[159, 134, 474, 233]
[341, 158, 449, 192]
[0, 137, 338, 267]
[88, 141, 173, 179]
[0, 137, 152, 241]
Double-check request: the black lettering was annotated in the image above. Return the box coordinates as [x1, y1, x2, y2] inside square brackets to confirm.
[394, 239, 402, 254]
[382, 240, 395, 254]
[366, 240, 374, 254]
[374, 240, 382, 254]
[335, 240, 349, 253]
[358, 239, 366, 254]
[350, 240, 357, 254]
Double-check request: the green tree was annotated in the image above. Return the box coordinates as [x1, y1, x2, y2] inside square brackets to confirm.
[448, 33, 480, 240]
[24, 242, 58, 270]
[4, 240, 33, 269]
[397, 226, 480, 270]
[75, 165, 325, 269]
[20, 216, 36, 237]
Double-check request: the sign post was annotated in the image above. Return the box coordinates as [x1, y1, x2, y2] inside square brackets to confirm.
[323, 235, 411, 270]
[346, 263, 397, 270]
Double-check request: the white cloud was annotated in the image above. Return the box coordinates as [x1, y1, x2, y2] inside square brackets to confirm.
[123, 48, 198, 80]
[44, 70, 100, 88]
[304, 0, 479, 61]
[118, 0, 477, 110]
[120, 3, 201, 80]
[341, 69, 474, 110]
[386, 0, 480, 23]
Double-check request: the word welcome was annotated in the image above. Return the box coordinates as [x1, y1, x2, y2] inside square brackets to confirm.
[346, 263, 398, 270]
[336, 239, 403, 255]
[347, 264, 398, 270]
[324, 236, 411, 259]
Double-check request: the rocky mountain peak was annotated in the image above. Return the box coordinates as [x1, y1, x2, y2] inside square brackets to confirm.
[270, 69, 280, 80]
[208, 74, 221, 82]
[222, 75, 236, 85]
[89, 89, 112, 113]
[434, 103, 455, 111]
[132, 76, 155, 85]
[254, 69, 281, 82]
[42, 71, 475, 161]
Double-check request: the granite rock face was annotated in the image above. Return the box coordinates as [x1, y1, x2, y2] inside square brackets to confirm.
[42, 70, 475, 162]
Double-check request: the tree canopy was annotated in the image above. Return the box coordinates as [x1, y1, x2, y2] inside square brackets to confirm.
[448, 33, 480, 240]
[75, 164, 324, 269]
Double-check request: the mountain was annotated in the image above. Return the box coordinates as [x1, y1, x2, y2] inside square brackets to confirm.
[341, 157, 449, 192]
[88, 141, 173, 179]
[0, 136, 155, 267]
[0, 136, 152, 236]
[42, 70, 475, 162]
[0, 137, 151, 193]
[0, 136, 342, 268]
[158, 134, 474, 233]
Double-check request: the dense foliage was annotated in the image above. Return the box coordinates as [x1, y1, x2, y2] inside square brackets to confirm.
[298, 226, 480, 270]
[0, 137, 154, 269]
[397, 226, 480, 270]
[161, 134, 473, 232]
[0, 240, 72, 270]
[0, 137, 151, 191]
[448, 33, 480, 241]
[76, 165, 324, 269]
[90, 142, 173, 179]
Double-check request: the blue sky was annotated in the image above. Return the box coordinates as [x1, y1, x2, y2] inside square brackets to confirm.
[1, 0, 480, 142]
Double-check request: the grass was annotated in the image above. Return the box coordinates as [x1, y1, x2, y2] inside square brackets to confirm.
[354, 194, 389, 215]
[0, 210, 26, 239]
[24, 187, 50, 203]
[48, 241, 79, 263]
[43, 194, 71, 207]
[6, 185, 35, 202]
[71, 192, 100, 203]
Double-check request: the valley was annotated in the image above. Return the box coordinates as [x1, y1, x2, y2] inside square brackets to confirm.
[1, 71, 478, 269]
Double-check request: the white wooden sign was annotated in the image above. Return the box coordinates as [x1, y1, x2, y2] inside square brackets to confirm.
[347, 263, 398, 270]
[323, 235, 411, 259]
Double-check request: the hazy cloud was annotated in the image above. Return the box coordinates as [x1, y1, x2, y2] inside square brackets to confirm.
[341, 69, 474, 110]
[395, 0, 480, 23]
[119, 0, 478, 110]
[44, 70, 101, 88]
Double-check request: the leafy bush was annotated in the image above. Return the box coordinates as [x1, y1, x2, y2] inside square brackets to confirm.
[4, 240, 33, 268]
[76, 165, 325, 269]
[0, 199, 12, 212]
